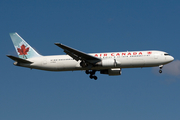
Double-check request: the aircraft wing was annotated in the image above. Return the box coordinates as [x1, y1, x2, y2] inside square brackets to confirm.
[54, 43, 101, 64]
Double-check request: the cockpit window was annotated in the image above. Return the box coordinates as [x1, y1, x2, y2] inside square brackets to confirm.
[164, 53, 170, 56]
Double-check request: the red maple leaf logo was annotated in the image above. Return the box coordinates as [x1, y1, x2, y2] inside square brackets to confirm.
[17, 44, 29, 58]
[147, 52, 152, 54]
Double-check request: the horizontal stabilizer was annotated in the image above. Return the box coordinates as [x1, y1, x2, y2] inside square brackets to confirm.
[7, 55, 33, 63]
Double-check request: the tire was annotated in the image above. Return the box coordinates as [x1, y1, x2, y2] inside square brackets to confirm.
[94, 76, 98, 80]
[90, 75, 93, 79]
[86, 70, 89, 74]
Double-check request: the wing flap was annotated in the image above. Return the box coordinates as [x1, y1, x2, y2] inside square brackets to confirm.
[64, 50, 79, 61]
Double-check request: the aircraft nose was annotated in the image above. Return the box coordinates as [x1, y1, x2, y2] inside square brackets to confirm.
[167, 56, 174, 62]
[165, 55, 174, 63]
[170, 56, 174, 61]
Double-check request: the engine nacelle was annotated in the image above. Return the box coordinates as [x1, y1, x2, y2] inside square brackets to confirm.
[96, 59, 116, 67]
[80, 61, 88, 67]
[100, 68, 122, 76]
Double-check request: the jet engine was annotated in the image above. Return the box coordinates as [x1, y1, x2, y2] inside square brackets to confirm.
[96, 59, 120, 67]
[80, 61, 88, 67]
[100, 68, 121, 76]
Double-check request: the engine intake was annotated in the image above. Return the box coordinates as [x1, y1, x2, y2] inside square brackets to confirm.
[80, 61, 88, 67]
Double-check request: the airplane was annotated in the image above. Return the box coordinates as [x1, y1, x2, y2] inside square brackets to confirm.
[7, 32, 174, 80]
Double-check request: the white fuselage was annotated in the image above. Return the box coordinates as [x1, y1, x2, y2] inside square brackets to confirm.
[18, 50, 174, 71]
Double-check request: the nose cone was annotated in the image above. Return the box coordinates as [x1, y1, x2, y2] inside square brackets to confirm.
[167, 56, 174, 62]
[170, 56, 174, 62]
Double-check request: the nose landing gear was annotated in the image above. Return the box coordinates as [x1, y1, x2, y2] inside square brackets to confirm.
[86, 70, 98, 80]
[159, 65, 163, 73]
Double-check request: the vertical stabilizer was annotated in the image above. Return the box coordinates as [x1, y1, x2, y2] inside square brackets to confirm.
[9, 32, 41, 59]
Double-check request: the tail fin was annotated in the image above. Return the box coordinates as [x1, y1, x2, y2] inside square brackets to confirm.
[9, 32, 41, 59]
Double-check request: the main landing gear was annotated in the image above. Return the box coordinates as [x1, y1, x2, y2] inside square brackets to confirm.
[159, 65, 163, 73]
[86, 70, 98, 80]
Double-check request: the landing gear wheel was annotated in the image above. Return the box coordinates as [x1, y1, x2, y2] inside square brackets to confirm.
[159, 65, 163, 74]
[89, 75, 93, 79]
[86, 70, 90, 74]
[89, 75, 98, 80]
[94, 76, 98, 80]
[87, 70, 97, 80]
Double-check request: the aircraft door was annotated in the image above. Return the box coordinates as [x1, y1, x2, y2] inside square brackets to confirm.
[42, 59, 47, 65]
[154, 54, 158, 59]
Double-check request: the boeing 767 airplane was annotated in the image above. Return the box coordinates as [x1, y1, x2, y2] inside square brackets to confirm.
[7, 33, 174, 80]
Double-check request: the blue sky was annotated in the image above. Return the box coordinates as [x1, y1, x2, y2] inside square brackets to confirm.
[1, 0, 180, 120]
